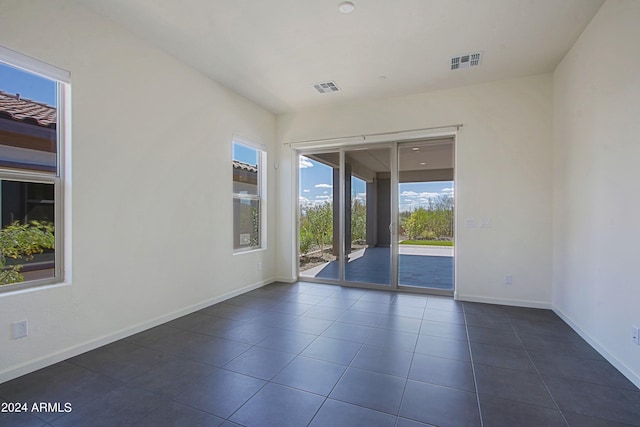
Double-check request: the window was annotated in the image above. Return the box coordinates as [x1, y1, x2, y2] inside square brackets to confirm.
[232, 139, 265, 252]
[0, 46, 69, 292]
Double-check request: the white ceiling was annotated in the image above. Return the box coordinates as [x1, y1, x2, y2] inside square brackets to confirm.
[79, 0, 604, 114]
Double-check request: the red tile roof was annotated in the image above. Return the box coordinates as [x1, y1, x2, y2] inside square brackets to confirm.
[233, 160, 258, 173]
[0, 90, 56, 127]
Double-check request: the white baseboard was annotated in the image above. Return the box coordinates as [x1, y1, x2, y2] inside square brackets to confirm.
[456, 293, 551, 309]
[553, 306, 640, 390]
[0, 278, 274, 384]
[274, 275, 297, 283]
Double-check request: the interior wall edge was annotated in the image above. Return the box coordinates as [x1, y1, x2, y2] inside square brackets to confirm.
[553, 306, 640, 389]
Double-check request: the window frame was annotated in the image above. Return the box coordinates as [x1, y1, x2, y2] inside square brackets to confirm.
[0, 45, 69, 294]
[232, 136, 266, 254]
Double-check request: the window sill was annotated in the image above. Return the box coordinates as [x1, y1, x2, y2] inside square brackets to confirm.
[0, 279, 70, 296]
[233, 246, 267, 256]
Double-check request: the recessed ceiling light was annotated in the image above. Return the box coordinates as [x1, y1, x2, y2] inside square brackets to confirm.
[412, 147, 420, 151]
[420, 162, 427, 166]
[339, 1, 355, 14]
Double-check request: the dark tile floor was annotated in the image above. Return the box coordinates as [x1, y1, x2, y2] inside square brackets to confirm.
[1, 281, 639, 426]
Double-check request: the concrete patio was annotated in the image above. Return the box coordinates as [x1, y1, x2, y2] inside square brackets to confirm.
[301, 245, 454, 290]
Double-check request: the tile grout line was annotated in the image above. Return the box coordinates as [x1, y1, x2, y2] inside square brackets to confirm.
[276, 285, 390, 423]
[394, 298, 428, 426]
[462, 303, 484, 427]
[224, 287, 334, 425]
[305, 289, 386, 426]
[509, 318, 571, 427]
[338, 289, 417, 420]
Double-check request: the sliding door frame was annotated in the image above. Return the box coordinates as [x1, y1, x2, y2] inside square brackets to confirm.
[294, 131, 457, 296]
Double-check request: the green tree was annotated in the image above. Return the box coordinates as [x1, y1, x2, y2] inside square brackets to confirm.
[299, 227, 313, 255]
[403, 208, 430, 240]
[351, 198, 366, 243]
[401, 194, 454, 241]
[1, 221, 55, 285]
[250, 206, 260, 247]
[432, 194, 454, 238]
[304, 201, 333, 255]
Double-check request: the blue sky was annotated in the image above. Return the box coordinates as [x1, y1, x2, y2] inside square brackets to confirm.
[0, 61, 56, 106]
[299, 157, 365, 206]
[399, 182, 454, 212]
[233, 143, 259, 165]
[299, 156, 453, 212]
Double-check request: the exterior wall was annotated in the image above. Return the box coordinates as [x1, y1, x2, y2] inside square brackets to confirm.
[277, 74, 554, 307]
[0, 0, 276, 382]
[0, 117, 56, 172]
[553, 0, 640, 387]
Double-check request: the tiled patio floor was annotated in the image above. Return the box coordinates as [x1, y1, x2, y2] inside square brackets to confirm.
[303, 246, 454, 290]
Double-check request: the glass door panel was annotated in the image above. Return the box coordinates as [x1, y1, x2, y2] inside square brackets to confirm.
[299, 152, 340, 281]
[344, 147, 392, 286]
[397, 139, 455, 291]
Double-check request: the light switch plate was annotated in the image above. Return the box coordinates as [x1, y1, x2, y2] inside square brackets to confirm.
[11, 320, 28, 340]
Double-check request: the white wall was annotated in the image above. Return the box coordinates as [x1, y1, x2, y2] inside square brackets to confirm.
[277, 74, 554, 307]
[553, 0, 640, 387]
[0, 0, 276, 382]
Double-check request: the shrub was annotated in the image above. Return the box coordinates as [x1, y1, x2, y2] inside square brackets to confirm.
[0, 221, 54, 285]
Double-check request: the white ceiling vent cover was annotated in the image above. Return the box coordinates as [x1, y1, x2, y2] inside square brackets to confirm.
[451, 52, 483, 70]
[313, 81, 341, 94]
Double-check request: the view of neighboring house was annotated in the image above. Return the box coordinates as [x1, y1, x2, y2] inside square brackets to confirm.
[232, 159, 259, 249]
[0, 90, 56, 279]
[0, 90, 56, 172]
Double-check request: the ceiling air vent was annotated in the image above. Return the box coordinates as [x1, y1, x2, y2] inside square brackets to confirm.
[451, 52, 483, 70]
[313, 81, 340, 94]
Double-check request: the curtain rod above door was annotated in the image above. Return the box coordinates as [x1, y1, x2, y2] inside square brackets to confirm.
[285, 124, 463, 148]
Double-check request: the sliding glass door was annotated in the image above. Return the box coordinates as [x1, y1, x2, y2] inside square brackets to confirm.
[297, 138, 454, 295]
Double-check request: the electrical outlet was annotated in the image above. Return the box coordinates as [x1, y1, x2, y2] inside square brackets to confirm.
[632, 326, 639, 346]
[257, 262, 262, 271]
[504, 274, 513, 285]
[11, 320, 28, 340]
